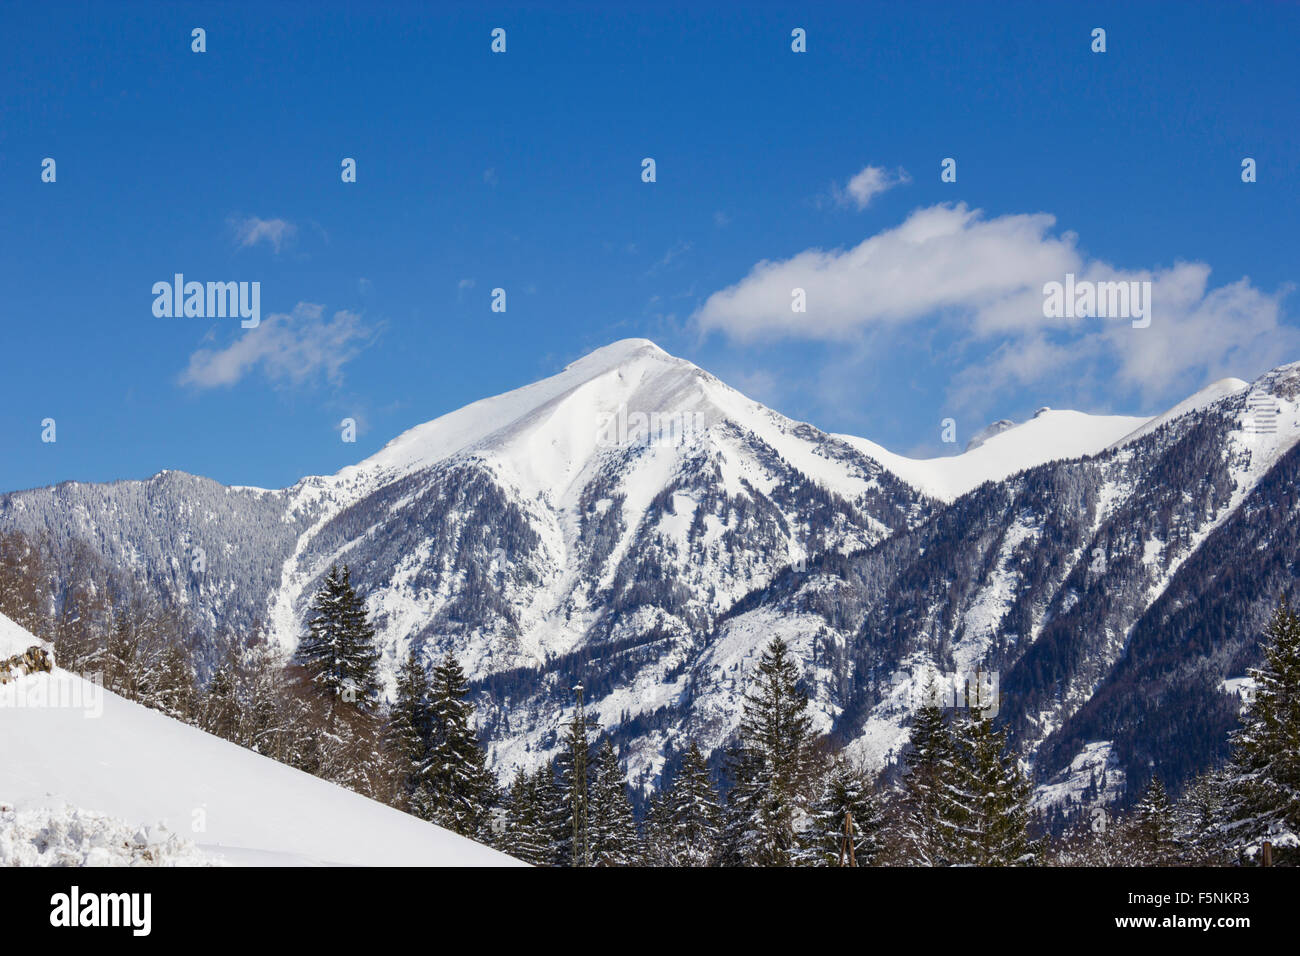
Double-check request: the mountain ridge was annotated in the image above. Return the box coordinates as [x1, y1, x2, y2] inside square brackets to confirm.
[4, 339, 1299, 810]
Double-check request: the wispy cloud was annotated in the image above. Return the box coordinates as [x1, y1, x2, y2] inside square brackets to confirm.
[230, 216, 297, 253]
[834, 165, 911, 210]
[644, 240, 692, 278]
[178, 303, 378, 389]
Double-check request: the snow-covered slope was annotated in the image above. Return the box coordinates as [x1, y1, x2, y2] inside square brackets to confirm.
[264, 339, 929, 672]
[0, 613, 519, 866]
[5, 342, 1300, 809]
[1112, 377, 1250, 447]
[835, 408, 1149, 502]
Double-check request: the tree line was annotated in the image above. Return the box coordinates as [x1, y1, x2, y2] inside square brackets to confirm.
[3, 526, 1297, 865]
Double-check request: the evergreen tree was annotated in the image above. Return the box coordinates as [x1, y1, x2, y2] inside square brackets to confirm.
[798, 756, 885, 866]
[588, 739, 639, 866]
[422, 651, 497, 840]
[563, 686, 592, 866]
[726, 637, 819, 866]
[894, 691, 958, 865]
[952, 712, 1036, 866]
[295, 565, 381, 714]
[198, 647, 240, 740]
[1221, 598, 1300, 864]
[1175, 768, 1231, 865]
[641, 790, 676, 867]
[386, 650, 433, 810]
[142, 638, 197, 721]
[500, 767, 551, 865]
[663, 743, 721, 866]
[535, 760, 570, 867]
[1121, 775, 1177, 866]
[716, 744, 762, 867]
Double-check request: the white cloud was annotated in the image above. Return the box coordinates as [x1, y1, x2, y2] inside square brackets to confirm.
[697, 203, 1078, 340]
[231, 216, 297, 253]
[838, 165, 911, 209]
[178, 303, 377, 389]
[696, 202, 1295, 409]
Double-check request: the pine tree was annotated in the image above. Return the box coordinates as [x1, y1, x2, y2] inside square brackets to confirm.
[1221, 598, 1300, 864]
[588, 740, 640, 866]
[1121, 775, 1177, 866]
[716, 744, 762, 867]
[535, 760, 570, 867]
[641, 790, 676, 866]
[562, 685, 592, 866]
[199, 647, 240, 740]
[727, 637, 819, 866]
[422, 651, 497, 840]
[894, 691, 957, 865]
[500, 767, 551, 865]
[953, 713, 1036, 866]
[798, 756, 885, 866]
[295, 565, 381, 714]
[1175, 768, 1230, 865]
[663, 743, 721, 866]
[386, 650, 433, 810]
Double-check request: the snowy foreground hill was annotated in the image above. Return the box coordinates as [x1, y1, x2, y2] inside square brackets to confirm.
[0, 613, 518, 866]
[2, 338, 1297, 814]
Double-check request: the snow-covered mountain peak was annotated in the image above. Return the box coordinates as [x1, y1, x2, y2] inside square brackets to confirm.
[964, 419, 1016, 452]
[337, 339, 707, 487]
[1112, 377, 1250, 448]
[836, 408, 1149, 502]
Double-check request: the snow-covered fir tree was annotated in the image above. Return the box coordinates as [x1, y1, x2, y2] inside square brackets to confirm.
[797, 755, 884, 866]
[420, 651, 497, 840]
[1175, 768, 1231, 865]
[720, 637, 819, 866]
[1219, 598, 1300, 864]
[562, 687, 592, 866]
[500, 767, 552, 865]
[642, 791, 676, 866]
[588, 739, 640, 866]
[947, 712, 1036, 866]
[1120, 775, 1177, 865]
[295, 564, 381, 713]
[385, 650, 433, 812]
[892, 691, 957, 865]
[660, 743, 721, 866]
[535, 760, 570, 867]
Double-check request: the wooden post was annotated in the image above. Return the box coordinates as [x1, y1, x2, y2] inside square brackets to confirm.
[1262, 841, 1272, 867]
[838, 810, 857, 867]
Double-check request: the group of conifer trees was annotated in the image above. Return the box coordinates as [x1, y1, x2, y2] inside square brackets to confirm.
[1052, 599, 1300, 866]
[5, 522, 1299, 866]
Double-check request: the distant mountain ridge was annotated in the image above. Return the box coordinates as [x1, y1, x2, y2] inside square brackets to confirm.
[3, 340, 1297, 815]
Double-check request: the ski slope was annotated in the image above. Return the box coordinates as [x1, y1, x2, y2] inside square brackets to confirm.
[0, 613, 520, 866]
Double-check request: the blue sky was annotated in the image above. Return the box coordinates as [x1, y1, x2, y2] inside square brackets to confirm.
[2, 0, 1297, 491]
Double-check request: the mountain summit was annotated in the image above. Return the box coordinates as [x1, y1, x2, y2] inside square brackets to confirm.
[3, 340, 1299, 804]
